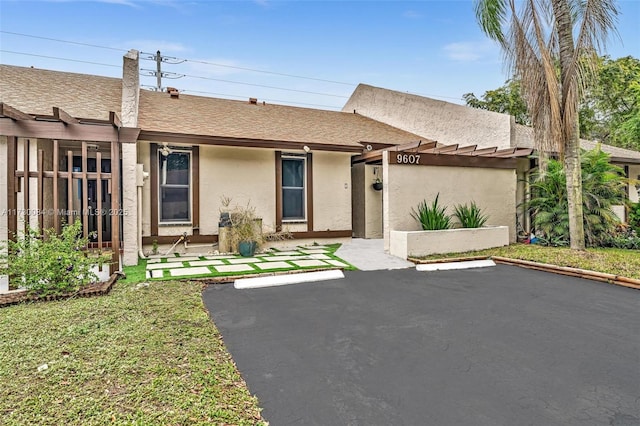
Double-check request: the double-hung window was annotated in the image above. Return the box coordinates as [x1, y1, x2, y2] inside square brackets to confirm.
[282, 156, 306, 221]
[159, 150, 191, 223]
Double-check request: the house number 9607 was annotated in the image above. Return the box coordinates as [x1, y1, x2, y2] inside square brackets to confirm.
[396, 153, 421, 164]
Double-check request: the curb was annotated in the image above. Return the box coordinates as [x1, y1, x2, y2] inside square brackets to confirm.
[416, 259, 496, 271]
[408, 255, 490, 265]
[200, 266, 345, 285]
[492, 256, 640, 290]
[234, 269, 345, 289]
[408, 255, 639, 291]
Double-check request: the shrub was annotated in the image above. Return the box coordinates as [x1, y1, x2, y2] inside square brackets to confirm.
[411, 193, 451, 230]
[524, 146, 628, 247]
[453, 202, 489, 228]
[629, 202, 640, 232]
[1, 221, 105, 296]
[600, 224, 640, 250]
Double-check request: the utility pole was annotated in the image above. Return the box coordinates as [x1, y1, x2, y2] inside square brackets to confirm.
[156, 50, 162, 91]
[140, 51, 185, 92]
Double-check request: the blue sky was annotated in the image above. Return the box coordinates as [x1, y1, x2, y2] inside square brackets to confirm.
[1, 0, 638, 110]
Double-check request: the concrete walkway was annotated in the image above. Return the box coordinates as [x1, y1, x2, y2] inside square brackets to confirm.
[334, 238, 414, 271]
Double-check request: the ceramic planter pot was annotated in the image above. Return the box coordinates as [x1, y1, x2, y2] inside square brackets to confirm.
[238, 241, 257, 257]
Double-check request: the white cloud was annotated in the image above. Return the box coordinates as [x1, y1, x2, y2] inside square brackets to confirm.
[403, 10, 422, 19]
[442, 40, 498, 62]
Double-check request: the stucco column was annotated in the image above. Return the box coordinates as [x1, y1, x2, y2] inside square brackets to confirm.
[0, 136, 8, 292]
[382, 150, 390, 252]
[121, 50, 140, 266]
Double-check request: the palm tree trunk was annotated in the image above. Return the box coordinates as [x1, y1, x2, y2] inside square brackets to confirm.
[564, 133, 586, 249]
[553, 0, 586, 250]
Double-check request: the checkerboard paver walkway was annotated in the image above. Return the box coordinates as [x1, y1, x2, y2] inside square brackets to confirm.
[143, 246, 351, 280]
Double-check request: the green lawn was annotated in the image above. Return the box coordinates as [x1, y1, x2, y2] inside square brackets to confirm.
[415, 244, 640, 280]
[0, 280, 265, 426]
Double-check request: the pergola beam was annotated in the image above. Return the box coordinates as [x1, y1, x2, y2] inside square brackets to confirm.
[53, 107, 79, 124]
[0, 118, 140, 143]
[0, 103, 33, 121]
[109, 111, 122, 128]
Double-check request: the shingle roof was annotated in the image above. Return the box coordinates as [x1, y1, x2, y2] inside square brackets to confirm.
[138, 90, 422, 148]
[514, 124, 640, 162]
[0, 65, 122, 121]
[0, 64, 424, 149]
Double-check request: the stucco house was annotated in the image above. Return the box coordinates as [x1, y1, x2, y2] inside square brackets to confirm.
[344, 83, 640, 240]
[2, 52, 635, 277]
[1, 51, 429, 271]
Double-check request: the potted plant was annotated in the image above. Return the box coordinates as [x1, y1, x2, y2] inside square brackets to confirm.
[372, 177, 383, 191]
[228, 200, 264, 257]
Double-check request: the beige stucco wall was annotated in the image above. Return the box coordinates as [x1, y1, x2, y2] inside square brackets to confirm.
[390, 226, 509, 259]
[311, 152, 352, 232]
[383, 151, 517, 250]
[351, 163, 366, 237]
[0, 136, 7, 245]
[364, 164, 383, 238]
[140, 145, 352, 242]
[343, 84, 513, 149]
[515, 158, 531, 235]
[351, 163, 383, 239]
[199, 145, 276, 235]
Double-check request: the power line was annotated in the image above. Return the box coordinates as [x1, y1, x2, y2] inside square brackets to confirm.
[2, 30, 466, 103]
[1, 30, 465, 101]
[0, 30, 127, 52]
[185, 58, 355, 86]
[183, 73, 350, 98]
[0, 50, 120, 68]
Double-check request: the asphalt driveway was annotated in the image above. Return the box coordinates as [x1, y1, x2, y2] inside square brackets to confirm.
[202, 265, 640, 426]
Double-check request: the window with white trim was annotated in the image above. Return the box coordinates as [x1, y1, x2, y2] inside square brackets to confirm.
[159, 150, 191, 223]
[282, 156, 306, 221]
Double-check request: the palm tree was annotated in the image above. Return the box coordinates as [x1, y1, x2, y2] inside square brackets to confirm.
[475, 0, 618, 249]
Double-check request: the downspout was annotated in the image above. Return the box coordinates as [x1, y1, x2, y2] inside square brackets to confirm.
[136, 164, 149, 259]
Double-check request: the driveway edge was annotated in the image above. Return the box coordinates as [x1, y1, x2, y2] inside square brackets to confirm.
[491, 256, 640, 290]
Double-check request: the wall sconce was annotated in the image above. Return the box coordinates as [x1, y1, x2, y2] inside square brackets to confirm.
[303, 145, 311, 153]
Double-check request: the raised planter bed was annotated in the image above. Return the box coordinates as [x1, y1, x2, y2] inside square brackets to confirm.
[390, 226, 509, 259]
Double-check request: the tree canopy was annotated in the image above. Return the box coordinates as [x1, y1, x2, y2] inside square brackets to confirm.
[464, 55, 640, 151]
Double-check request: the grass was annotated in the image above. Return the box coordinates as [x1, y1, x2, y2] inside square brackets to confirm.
[0, 280, 265, 426]
[415, 244, 640, 280]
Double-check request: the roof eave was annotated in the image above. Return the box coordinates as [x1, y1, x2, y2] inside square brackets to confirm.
[137, 130, 364, 153]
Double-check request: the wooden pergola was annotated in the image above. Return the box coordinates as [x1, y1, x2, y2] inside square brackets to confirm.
[352, 139, 533, 168]
[0, 102, 140, 273]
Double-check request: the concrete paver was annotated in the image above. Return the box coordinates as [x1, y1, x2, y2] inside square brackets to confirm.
[253, 261, 292, 270]
[228, 257, 262, 264]
[146, 262, 184, 270]
[291, 259, 328, 267]
[268, 251, 305, 256]
[308, 254, 330, 260]
[188, 260, 225, 266]
[262, 255, 307, 261]
[299, 249, 328, 254]
[170, 266, 211, 277]
[214, 264, 256, 273]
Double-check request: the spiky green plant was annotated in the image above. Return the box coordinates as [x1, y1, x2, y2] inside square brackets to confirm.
[411, 193, 451, 230]
[524, 147, 628, 247]
[453, 202, 489, 228]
